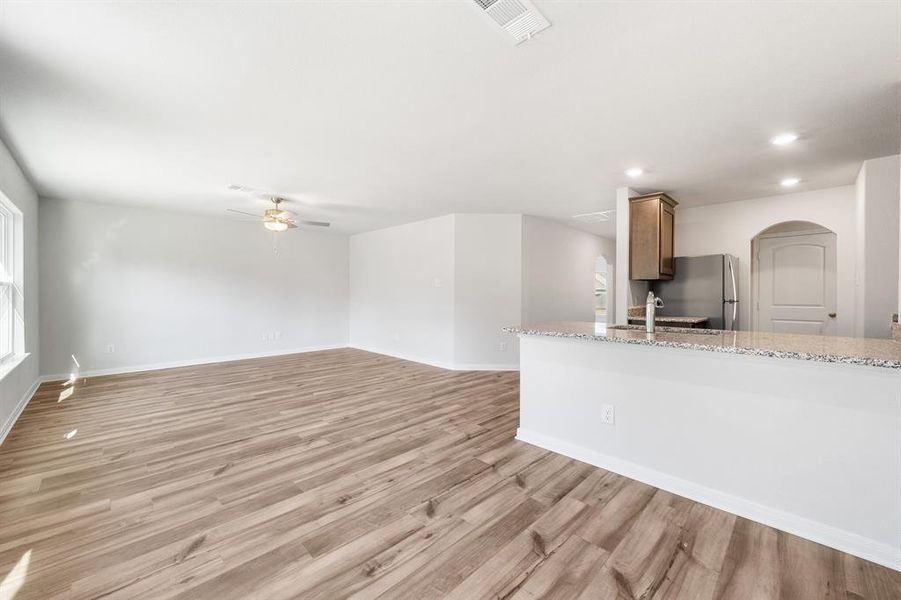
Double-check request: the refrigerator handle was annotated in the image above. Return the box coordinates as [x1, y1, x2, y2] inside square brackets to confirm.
[728, 257, 738, 328]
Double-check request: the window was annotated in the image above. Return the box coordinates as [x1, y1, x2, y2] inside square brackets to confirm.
[0, 199, 16, 364]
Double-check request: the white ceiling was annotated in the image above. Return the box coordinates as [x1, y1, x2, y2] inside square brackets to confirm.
[0, 1, 898, 237]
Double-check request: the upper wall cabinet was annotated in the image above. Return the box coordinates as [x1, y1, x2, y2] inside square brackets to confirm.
[629, 192, 678, 281]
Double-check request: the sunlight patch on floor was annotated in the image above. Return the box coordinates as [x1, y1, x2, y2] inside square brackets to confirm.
[58, 387, 73, 402]
[0, 549, 32, 600]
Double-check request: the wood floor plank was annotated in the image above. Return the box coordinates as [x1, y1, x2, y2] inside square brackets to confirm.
[652, 503, 736, 600]
[443, 496, 588, 600]
[509, 535, 609, 600]
[713, 517, 782, 600]
[0, 348, 897, 599]
[378, 497, 549, 599]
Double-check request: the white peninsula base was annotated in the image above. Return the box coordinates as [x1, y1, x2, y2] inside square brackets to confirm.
[516, 333, 901, 570]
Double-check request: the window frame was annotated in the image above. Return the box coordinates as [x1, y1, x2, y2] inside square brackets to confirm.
[0, 198, 17, 366]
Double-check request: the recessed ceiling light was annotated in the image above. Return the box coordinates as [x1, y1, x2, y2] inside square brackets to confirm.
[780, 177, 800, 187]
[771, 133, 798, 146]
[625, 167, 643, 178]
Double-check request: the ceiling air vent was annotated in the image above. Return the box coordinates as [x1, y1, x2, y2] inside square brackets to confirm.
[472, 0, 550, 44]
[572, 210, 616, 223]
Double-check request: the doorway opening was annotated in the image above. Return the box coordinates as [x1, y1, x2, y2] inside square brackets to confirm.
[751, 221, 838, 335]
[595, 255, 609, 324]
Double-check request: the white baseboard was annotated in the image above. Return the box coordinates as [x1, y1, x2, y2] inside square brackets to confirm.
[349, 344, 518, 372]
[516, 428, 901, 572]
[453, 363, 519, 371]
[0, 378, 40, 446]
[40, 344, 349, 383]
[348, 344, 456, 370]
[40, 344, 519, 383]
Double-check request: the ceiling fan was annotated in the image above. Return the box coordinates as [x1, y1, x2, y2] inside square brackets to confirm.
[226, 187, 330, 232]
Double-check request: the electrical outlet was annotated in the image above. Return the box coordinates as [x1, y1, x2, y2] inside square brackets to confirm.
[499, 341, 508, 351]
[433, 278, 442, 288]
[274, 331, 282, 341]
[601, 404, 615, 425]
[105, 344, 115, 354]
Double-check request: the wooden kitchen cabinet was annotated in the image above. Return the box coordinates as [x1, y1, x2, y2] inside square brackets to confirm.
[629, 192, 678, 280]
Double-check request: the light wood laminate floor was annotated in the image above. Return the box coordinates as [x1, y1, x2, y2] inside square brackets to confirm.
[1, 348, 898, 599]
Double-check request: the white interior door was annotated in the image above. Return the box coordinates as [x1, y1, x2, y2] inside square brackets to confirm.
[757, 231, 837, 335]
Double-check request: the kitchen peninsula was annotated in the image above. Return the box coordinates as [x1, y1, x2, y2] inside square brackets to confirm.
[505, 321, 901, 571]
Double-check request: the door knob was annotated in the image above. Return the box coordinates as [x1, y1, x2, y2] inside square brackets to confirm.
[828, 312, 837, 318]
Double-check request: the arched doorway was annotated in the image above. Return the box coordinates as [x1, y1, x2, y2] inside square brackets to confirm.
[595, 255, 609, 324]
[751, 220, 838, 335]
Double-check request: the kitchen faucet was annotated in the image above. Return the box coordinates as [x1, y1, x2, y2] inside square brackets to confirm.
[646, 291, 665, 333]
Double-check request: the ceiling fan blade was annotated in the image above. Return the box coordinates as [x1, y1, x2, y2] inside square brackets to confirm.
[227, 208, 262, 218]
[286, 222, 298, 229]
[298, 220, 331, 227]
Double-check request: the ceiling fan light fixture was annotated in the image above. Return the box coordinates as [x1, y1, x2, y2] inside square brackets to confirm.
[226, 187, 331, 231]
[264, 220, 289, 232]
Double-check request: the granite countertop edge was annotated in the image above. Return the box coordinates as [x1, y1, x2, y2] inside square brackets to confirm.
[503, 326, 901, 370]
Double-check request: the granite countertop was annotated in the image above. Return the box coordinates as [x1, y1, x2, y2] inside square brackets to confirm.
[626, 306, 708, 325]
[628, 315, 709, 325]
[504, 321, 901, 369]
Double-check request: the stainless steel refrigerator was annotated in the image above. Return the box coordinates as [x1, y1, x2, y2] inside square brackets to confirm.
[651, 254, 739, 330]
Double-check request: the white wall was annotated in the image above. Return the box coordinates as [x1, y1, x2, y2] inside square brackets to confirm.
[855, 168, 867, 336]
[517, 335, 901, 570]
[0, 139, 40, 442]
[614, 187, 649, 324]
[350, 213, 611, 369]
[676, 186, 858, 336]
[39, 197, 349, 377]
[855, 154, 901, 338]
[615, 188, 628, 325]
[34, 204, 607, 382]
[522, 215, 614, 325]
[453, 214, 522, 369]
[349, 215, 456, 368]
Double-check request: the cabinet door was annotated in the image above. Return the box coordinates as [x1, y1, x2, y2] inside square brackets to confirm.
[659, 203, 675, 277]
[630, 199, 661, 279]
